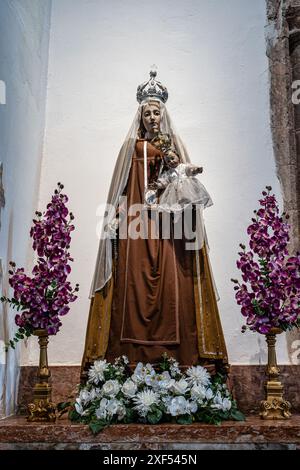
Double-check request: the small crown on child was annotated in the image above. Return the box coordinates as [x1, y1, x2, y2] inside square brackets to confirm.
[150, 133, 172, 152]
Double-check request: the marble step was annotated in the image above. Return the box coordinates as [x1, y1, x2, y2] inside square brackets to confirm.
[1, 415, 300, 450]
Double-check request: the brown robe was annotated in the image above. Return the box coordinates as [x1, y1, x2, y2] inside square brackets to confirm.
[81, 140, 228, 380]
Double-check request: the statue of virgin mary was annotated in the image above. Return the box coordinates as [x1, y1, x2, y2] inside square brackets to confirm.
[81, 70, 228, 380]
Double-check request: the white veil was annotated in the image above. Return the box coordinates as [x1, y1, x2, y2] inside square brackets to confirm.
[89, 97, 207, 298]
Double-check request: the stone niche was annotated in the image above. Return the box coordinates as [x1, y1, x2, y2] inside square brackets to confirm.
[266, 0, 300, 360]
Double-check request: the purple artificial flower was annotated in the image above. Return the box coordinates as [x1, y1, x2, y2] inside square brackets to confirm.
[232, 187, 300, 334]
[1, 183, 79, 347]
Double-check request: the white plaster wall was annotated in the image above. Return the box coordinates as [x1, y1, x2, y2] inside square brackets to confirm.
[0, 0, 52, 415]
[23, 0, 289, 366]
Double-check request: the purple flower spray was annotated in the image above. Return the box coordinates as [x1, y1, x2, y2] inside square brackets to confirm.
[1, 183, 79, 349]
[231, 186, 300, 334]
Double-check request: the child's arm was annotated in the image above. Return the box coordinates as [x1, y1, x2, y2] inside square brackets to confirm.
[185, 164, 203, 177]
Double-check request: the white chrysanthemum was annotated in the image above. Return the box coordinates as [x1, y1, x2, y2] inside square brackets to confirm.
[122, 379, 138, 398]
[171, 378, 190, 395]
[88, 359, 108, 385]
[102, 380, 121, 397]
[167, 396, 188, 416]
[186, 366, 211, 387]
[132, 389, 159, 417]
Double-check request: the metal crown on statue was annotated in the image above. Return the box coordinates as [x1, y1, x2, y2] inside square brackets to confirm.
[136, 66, 168, 104]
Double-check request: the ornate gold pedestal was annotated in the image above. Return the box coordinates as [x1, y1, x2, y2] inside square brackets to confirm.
[27, 329, 56, 422]
[260, 328, 291, 420]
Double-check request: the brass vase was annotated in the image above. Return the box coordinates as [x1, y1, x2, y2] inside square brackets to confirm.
[260, 327, 291, 420]
[27, 329, 56, 422]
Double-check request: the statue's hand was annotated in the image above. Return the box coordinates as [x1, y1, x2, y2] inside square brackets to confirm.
[148, 182, 158, 190]
[192, 166, 203, 175]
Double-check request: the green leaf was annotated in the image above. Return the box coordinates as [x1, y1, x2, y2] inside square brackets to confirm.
[230, 409, 245, 421]
[56, 401, 73, 418]
[176, 414, 193, 425]
[68, 408, 81, 422]
[147, 408, 162, 424]
[89, 420, 107, 435]
[57, 401, 72, 412]
[124, 407, 135, 424]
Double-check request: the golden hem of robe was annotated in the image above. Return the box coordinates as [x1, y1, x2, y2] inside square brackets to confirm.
[81, 141, 228, 380]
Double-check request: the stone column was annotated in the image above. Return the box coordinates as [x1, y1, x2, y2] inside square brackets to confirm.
[266, 0, 300, 362]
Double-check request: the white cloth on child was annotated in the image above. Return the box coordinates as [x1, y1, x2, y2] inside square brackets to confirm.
[157, 163, 213, 213]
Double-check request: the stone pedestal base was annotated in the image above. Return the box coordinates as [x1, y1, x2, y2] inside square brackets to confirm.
[1, 415, 300, 450]
[260, 380, 292, 420]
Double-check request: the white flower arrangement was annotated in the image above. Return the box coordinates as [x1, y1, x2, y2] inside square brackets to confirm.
[67, 354, 244, 434]
[87, 359, 108, 385]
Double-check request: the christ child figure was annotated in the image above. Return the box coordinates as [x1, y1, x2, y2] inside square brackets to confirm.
[149, 148, 213, 213]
